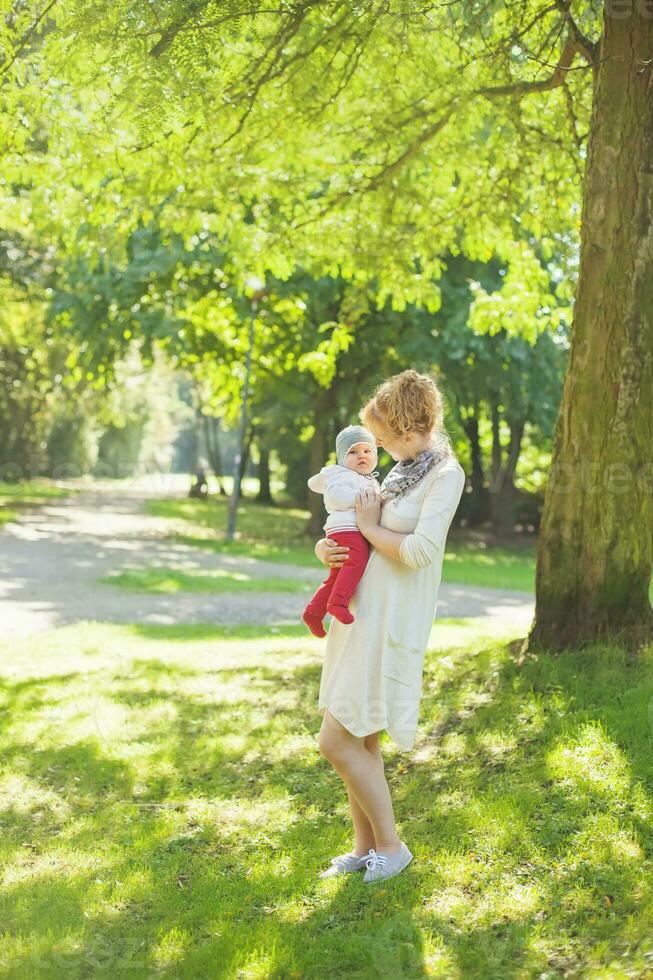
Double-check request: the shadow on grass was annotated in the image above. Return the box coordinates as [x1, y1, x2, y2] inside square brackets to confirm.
[2, 627, 653, 977]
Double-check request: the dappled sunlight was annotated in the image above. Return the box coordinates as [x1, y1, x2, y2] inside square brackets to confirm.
[0, 772, 71, 821]
[546, 724, 632, 799]
[252, 732, 317, 766]
[2, 845, 105, 889]
[3, 0, 652, 969]
[81, 867, 155, 923]
[146, 497, 314, 559]
[2, 620, 653, 975]
[151, 927, 191, 970]
[423, 872, 542, 933]
[439, 732, 469, 760]
[475, 730, 518, 762]
[430, 788, 473, 820]
[486, 880, 541, 919]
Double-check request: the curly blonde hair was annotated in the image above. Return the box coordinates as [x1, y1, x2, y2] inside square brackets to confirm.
[360, 369, 453, 451]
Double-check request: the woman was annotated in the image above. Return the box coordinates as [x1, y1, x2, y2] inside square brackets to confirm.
[314, 369, 466, 884]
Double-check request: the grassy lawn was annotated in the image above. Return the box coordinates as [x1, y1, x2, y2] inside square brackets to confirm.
[2, 617, 653, 977]
[147, 494, 653, 604]
[100, 568, 313, 594]
[146, 497, 319, 568]
[0, 480, 74, 526]
[145, 496, 538, 592]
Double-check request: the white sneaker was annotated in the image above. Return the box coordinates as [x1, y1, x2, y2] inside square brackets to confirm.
[363, 843, 413, 883]
[319, 851, 369, 879]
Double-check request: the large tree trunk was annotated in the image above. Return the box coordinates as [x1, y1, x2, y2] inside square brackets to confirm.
[528, 10, 653, 653]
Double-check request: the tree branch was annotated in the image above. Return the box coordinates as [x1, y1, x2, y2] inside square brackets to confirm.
[149, 0, 212, 58]
[553, 0, 599, 64]
[365, 99, 459, 190]
[0, 0, 59, 77]
[475, 35, 587, 100]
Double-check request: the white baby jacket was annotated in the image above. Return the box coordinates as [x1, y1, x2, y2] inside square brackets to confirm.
[307, 464, 381, 534]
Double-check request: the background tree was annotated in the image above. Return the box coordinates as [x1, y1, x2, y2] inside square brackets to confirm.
[4, 1, 651, 648]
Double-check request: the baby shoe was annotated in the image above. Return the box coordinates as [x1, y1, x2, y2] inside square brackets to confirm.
[327, 604, 354, 625]
[363, 843, 413, 884]
[319, 851, 369, 879]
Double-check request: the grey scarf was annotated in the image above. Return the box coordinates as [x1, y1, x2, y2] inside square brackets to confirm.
[377, 439, 452, 502]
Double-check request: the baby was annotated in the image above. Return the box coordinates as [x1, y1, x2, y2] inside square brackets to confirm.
[302, 425, 381, 638]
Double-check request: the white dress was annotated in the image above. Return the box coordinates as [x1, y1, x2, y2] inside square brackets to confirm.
[317, 454, 466, 751]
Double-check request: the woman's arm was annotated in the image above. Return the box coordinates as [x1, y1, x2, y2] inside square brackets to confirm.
[354, 488, 409, 561]
[354, 462, 466, 568]
[397, 463, 466, 569]
[357, 523, 409, 562]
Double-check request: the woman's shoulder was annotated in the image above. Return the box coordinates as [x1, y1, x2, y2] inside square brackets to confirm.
[423, 454, 466, 493]
[430, 453, 465, 478]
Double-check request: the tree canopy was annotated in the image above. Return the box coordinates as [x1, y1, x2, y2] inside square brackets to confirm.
[3, 1, 594, 319]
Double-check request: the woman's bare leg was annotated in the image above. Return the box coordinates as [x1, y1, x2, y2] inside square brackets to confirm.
[319, 710, 401, 853]
[346, 732, 382, 855]
[346, 787, 375, 855]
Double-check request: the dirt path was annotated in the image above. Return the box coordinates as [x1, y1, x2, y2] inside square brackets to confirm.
[0, 486, 535, 637]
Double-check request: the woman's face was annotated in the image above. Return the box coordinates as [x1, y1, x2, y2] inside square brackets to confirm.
[371, 420, 413, 462]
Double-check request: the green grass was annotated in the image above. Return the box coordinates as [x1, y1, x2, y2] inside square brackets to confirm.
[0, 479, 74, 526]
[2, 618, 653, 977]
[100, 567, 313, 594]
[442, 543, 535, 593]
[145, 496, 538, 588]
[150, 496, 653, 604]
[146, 497, 317, 568]
[168, 533, 318, 568]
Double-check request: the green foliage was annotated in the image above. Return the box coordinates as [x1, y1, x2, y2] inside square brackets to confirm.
[0, 1, 586, 519]
[3, 1, 595, 307]
[467, 240, 571, 344]
[0, 286, 52, 478]
[46, 412, 95, 478]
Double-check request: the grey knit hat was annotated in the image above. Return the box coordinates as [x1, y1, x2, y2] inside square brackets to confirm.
[335, 425, 378, 466]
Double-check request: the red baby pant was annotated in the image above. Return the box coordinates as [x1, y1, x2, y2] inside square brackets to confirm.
[304, 529, 371, 618]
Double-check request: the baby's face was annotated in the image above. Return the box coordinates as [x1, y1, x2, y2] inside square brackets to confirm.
[343, 442, 377, 473]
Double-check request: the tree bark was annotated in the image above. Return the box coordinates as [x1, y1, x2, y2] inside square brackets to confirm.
[201, 413, 227, 495]
[490, 400, 502, 486]
[463, 410, 489, 524]
[528, 9, 653, 653]
[306, 392, 333, 540]
[257, 443, 273, 503]
[489, 419, 524, 534]
[307, 423, 329, 539]
[238, 422, 255, 491]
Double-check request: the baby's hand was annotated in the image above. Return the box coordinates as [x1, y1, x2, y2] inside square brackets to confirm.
[355, 487, 382, 529]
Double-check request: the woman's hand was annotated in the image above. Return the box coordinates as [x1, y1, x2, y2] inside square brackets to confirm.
[315, 537, 350, 568]
[355, 486, 382, 532]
